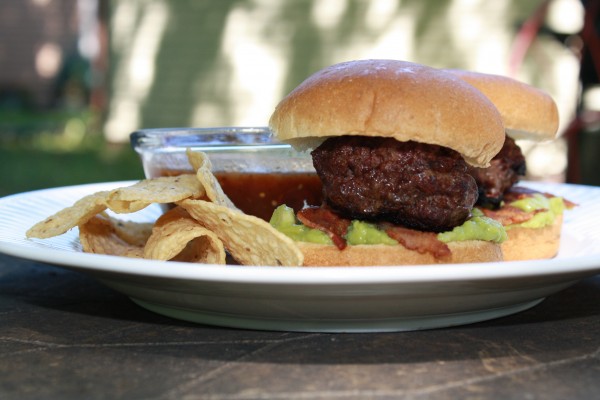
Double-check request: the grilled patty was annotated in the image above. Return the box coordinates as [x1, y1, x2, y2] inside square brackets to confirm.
[311, 136, 478, 232]
[466, 136, 526, 208]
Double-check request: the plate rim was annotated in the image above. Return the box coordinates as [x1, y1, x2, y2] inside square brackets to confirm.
[1, 180, 599, 286]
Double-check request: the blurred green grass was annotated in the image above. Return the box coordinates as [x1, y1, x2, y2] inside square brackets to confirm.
[0, 144, 144, 197]
[0, 110, 144, 197]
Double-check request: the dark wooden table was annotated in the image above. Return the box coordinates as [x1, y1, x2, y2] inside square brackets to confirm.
[1, 252, 599, 400]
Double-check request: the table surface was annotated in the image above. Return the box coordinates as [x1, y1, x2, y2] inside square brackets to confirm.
[1, 253, 599, 400]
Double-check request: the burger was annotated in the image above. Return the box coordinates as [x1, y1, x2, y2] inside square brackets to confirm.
[267, 59, 508, 266]
[446, 69, 572, 261]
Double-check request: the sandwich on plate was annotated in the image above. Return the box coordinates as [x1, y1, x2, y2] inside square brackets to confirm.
[268, 59, 509, 266]
[447, 69, 574, 261]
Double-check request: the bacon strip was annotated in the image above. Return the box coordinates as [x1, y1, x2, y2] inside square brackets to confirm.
[502, 186, 539, 202]
[504, 186, 577, 208]
[383, 224, 451, 258]
[296, 207, 351, 250]
[562, 198, 578, 209]
[298, 206, 454, 257]
[486, 186, 577, 226]
[479, 205, 543, 226]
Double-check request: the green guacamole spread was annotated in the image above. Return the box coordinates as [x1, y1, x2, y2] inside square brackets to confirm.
[270, 205, 507, 245]
[505, 194, 566, 229]
[269, 205, 332, 244]
[437, 208, 506, 243]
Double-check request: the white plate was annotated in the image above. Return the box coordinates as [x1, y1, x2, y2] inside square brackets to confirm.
[1, 181, 599, 332]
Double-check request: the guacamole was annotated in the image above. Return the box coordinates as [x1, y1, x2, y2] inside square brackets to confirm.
[506, 194, 566, 229]
[270, 205, 507, 245]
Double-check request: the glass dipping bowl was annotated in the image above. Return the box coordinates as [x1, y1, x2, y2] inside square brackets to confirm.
[130, 127, 322, 220]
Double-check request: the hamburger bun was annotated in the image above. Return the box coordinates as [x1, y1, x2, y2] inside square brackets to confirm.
[298, 240, 503, 266]
[446, 70, 564, 261]
[501, 214, 563, 261]
[445, 69, 559, 141]
[270, 59, 506, 167]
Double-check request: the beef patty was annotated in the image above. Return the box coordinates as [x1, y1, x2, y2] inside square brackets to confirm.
[466, 136, 526, 209]
[311, 136, 478, 232]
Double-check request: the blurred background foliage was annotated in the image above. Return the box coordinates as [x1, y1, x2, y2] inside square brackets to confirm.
[0, 0, 141, 196]
[0, 0, 597, 197]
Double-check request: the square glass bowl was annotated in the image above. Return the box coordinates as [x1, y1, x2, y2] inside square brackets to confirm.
[130, 127, 322, 220]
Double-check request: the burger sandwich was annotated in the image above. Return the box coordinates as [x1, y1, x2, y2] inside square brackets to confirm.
[267, 59, 509, 266]
[446, 69, 573, 261]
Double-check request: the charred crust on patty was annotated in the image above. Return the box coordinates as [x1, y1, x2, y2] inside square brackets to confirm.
[312, 136, 478, 232]
[467, 136, 526, 208]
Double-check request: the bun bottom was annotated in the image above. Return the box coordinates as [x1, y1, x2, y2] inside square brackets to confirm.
[501, 215, 563, 261]
[298, 240, 502, 266]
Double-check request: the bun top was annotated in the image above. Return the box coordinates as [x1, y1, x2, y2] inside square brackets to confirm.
[445, 69, 559, 141]
[269, 59, 506, 167]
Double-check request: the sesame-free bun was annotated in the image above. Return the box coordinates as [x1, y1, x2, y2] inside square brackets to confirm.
[445, 69, 559, 141]
[269, 59, 506, 167]
[500, 214, 563, 261]
[297, 240, 503, 266]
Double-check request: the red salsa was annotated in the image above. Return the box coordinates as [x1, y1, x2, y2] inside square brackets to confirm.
[158, 169, 323, 221]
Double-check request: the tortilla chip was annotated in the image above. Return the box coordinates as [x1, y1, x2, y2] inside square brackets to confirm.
[179, 199, 303, 266]
[108, 217, 154, 246]
[26, 191, 110, 239]
[106, 174, 205, 213]
[29, 153, 300, 268]
[79, 214, 144, 258]
[186, 149, 238, 209]
[143, 207, 226, 264]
